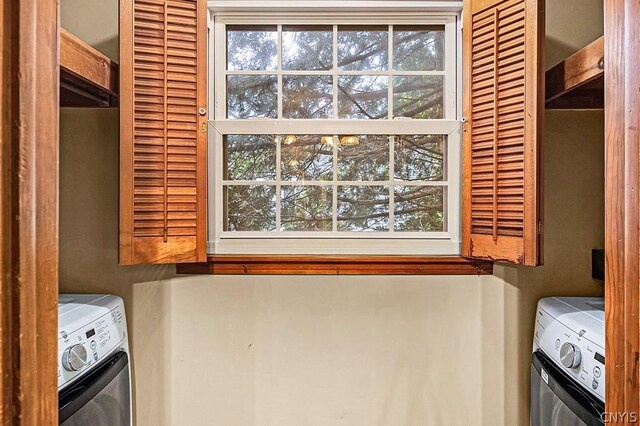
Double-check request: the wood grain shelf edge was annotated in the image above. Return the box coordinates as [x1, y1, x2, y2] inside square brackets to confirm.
[545, 36, 604, 109]
[177, 255, 494, 275]
[60, 28, 119, 107]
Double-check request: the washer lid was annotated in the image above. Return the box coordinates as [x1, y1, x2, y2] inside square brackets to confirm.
[538, 297, 604, 347]
[59, 294, 111, 316]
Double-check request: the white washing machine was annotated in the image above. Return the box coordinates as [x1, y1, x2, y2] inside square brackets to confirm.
[531, 297, 605, 426]
[58, 294, 132, 425]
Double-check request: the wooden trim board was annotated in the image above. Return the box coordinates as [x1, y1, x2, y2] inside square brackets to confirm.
[604, 0, 640, 418]
[0, 0, 59, 424]
[177, 255, 493, 275]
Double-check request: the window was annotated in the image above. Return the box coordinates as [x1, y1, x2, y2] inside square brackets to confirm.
[209, 7, 461, 255]
[119, 0, 543, 267]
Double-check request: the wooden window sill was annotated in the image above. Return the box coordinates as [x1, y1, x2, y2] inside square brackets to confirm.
[176, 255, 493, 275]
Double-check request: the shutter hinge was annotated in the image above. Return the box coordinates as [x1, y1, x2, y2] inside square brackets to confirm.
[538, 221, 543, 235]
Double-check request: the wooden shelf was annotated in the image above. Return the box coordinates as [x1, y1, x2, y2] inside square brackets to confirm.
[60, 28, 118, 107]
[545, 36, 604, 109]
[177, 255, 494, 275]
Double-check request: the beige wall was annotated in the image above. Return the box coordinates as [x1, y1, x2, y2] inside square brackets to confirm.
[60, 1, 604, 425]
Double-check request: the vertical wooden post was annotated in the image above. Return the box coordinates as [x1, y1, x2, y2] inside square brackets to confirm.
[0, 0, 59, 424]
[605, 0, 640, 420]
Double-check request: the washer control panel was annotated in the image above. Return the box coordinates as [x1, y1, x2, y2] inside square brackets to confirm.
[57, 305, 126, 389]
[534, 305, 605, 401]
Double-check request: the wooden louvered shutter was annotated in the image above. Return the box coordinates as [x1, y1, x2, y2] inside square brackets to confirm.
[119, 0, 207, 264]
[462, 0, 544, 266]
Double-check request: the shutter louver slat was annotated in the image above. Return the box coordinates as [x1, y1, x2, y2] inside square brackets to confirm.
[120, 0, 207, 264]
[462, 0, 543, 266]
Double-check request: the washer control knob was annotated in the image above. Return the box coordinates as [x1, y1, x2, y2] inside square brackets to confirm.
[62, 344, 88, 371]
[560, 342, 581, 369]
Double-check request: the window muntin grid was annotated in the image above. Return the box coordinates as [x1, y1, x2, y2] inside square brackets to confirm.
[209, 13, 461, 255]
[222, 134, 448, 235]
[224, 24, 447, 120]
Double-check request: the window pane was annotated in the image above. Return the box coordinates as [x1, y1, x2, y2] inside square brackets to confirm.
[224, 185, 276, 231]
[281, 134, 333, 181]
[338, 186, 389, 231]
[281, 185, 333, 231]
[393, 76, 444, 119]
[224, 135, 276, 181]
[393, 26, 445, 71]
[338, 26, 388, 71]
[394, 186, 445, 232]
[283, 75, 333, 119]
[282, 26, 333, 71]
[338, 75, 388, 119]
[394, 135, 446, 181]
[338, 135, 389, 181]
[217, 22, 458, 243]
[227, 75, 277, 119]
[227, 26, 277, 71]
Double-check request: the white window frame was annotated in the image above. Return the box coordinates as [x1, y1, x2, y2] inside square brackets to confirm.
[207, 2, 463, 255]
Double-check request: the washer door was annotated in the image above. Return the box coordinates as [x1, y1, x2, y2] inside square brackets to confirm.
[59, 351, 130, 426]
[531, 350, 604, 426]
